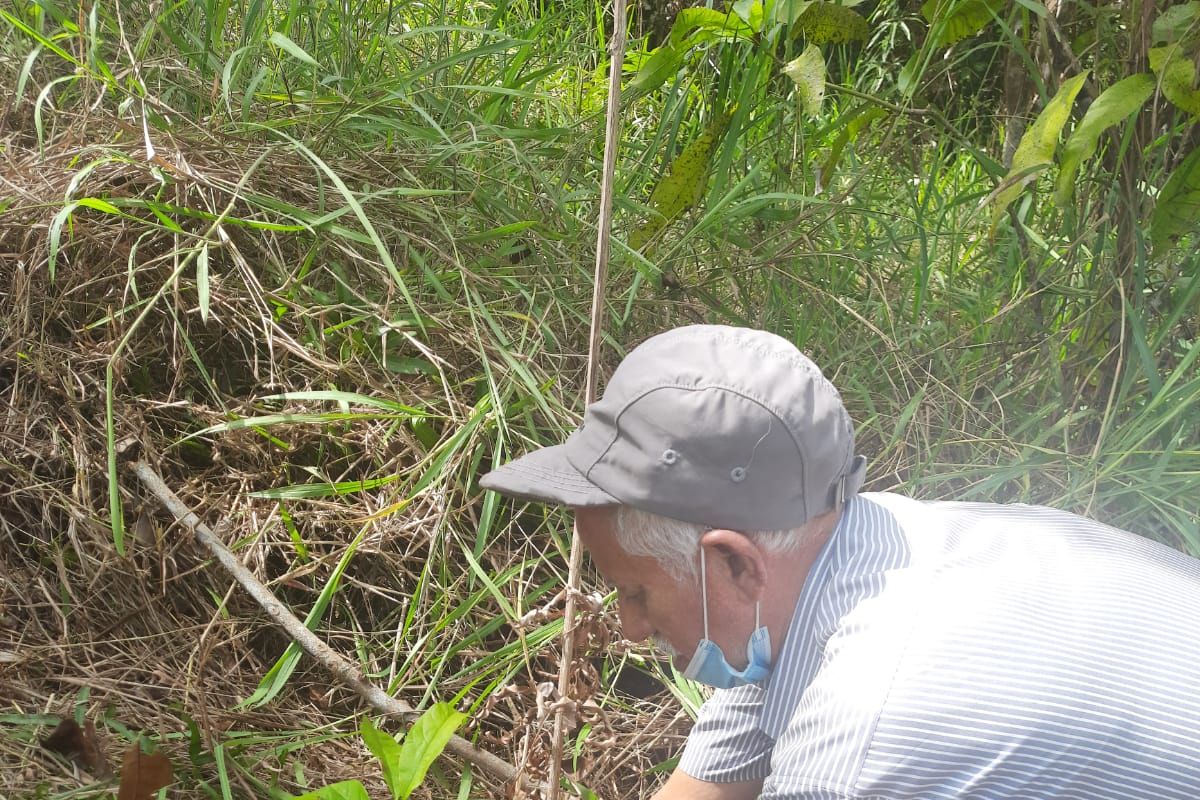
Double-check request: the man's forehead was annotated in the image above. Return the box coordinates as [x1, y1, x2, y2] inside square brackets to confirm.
[573, 506, 641, 577]
[573, 505, 618, 537]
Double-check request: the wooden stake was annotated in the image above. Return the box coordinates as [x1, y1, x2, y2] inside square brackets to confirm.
[546, 0, 627, 795]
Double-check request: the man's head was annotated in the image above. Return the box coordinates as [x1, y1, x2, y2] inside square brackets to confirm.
[480, 325, 864, 673]
[573, 503, 839, 671]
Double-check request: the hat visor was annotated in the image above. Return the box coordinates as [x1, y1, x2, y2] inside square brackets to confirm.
[479, 444, 618, 508]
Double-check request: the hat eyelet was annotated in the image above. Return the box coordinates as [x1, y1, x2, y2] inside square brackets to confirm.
[730, 466, 747, 483]
[660, 448, 679, 465]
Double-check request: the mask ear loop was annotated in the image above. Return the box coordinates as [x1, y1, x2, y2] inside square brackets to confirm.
[699, 545, 709, 637]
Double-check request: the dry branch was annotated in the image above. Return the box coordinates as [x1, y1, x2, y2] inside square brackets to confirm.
[130, 461, 524, 789]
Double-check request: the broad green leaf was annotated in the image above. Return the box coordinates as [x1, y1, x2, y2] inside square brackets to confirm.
[383, 355, 437, 375]
[783, 44, 826, 116]
[795, 3, 869, 43]
[1149, 46, 1200, 116]
[269, 31, 321, 68]
[1055, 74, 1154, 205]
[921, 0, 1005, 47]
[732, 0, 765, 32]
[194, 411, 411, 436]
[461, 220, 537, 242]
[361, 718, 404, 800]
[197, 244, 210, 322]
[1152, 146, 1200, 248]
[259, 390, 426, 415]
[292, 780, 371, 800]
[990, 71, 1087, 232]
[626, 44, 682, 99]
[630, 114, 731, 250]
[669, 7, 755, 45]
[625, 9, 755, 99]
[1152, 1, 1200, 44]
[392, 703, 467, 799]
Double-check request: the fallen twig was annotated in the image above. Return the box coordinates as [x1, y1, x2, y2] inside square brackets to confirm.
[131, 461, 525, 789]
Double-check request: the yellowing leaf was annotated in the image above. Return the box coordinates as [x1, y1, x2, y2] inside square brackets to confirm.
[1149, 46, 1200, 116]
[991, 71, 1087, 233]
[784, 44, 826, 116]
[921, 0, 1005, 47]
[795, 3, 869, 44]
[1055, 74, 1154, 205]
[630, 113, 731, 250]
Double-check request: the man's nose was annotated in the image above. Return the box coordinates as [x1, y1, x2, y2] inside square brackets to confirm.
[618, 603, 652, 643]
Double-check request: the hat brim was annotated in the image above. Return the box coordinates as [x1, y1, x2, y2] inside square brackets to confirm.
[479, 443, 618, 508]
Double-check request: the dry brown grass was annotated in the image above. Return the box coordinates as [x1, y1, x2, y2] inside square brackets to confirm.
[0, 73, 692, 799]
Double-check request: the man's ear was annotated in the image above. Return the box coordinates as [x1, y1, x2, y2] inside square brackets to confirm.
[699, 529, 767, 603]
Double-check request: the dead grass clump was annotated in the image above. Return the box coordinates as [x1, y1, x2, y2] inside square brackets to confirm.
[0, 72, 688, 798]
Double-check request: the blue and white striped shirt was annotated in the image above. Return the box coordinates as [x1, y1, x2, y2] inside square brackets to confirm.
[678, 492, 1200, 798]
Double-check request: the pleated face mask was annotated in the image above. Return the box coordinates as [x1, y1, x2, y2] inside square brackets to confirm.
[682, 546, 773, 689]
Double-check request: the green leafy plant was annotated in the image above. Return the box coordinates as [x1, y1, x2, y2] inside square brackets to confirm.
[989, 72, 1087, 232]
[920, 0, 1005, 47]
[293, 704, 468, 800]
[1151, 146, 1200, 248]
[1054, 74, 1155, 205]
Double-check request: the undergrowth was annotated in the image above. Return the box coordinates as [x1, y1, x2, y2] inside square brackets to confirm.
[1, 0, 1196, 798]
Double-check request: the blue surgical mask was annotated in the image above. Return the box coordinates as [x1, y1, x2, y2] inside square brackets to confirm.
[682, 546, 773, 689]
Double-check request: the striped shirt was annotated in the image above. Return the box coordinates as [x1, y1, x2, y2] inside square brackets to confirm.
[678, 492, 1200, 799]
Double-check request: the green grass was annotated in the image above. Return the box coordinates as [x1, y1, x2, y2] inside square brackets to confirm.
[1, 0, 1197, 796]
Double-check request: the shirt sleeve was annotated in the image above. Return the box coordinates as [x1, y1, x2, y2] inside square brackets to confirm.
[677, 684, 775, 783]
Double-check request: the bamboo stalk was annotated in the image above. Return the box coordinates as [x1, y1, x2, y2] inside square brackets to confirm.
[131, 461, 526, 789]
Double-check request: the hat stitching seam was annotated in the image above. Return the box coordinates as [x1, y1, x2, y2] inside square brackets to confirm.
[582, 383, 813, 521]
[591, 380, 853, 468]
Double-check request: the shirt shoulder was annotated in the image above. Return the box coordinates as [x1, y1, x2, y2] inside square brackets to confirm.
[786, 494, 1200, 799]
[678, 685, 774, 783]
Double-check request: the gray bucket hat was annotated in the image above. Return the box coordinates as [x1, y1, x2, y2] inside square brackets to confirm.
[479, 325, 866, 531]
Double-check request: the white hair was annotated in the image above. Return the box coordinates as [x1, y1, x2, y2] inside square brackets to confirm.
[613, 506, 810, 581]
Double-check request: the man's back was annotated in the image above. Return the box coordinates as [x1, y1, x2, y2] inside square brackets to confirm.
[681, 493, 1200, 799]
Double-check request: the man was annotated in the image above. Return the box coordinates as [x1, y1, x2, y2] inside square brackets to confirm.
[480, 325, 1200, 799]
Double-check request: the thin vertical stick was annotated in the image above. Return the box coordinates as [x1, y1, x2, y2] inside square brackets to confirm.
[546, 0, 627, 795]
